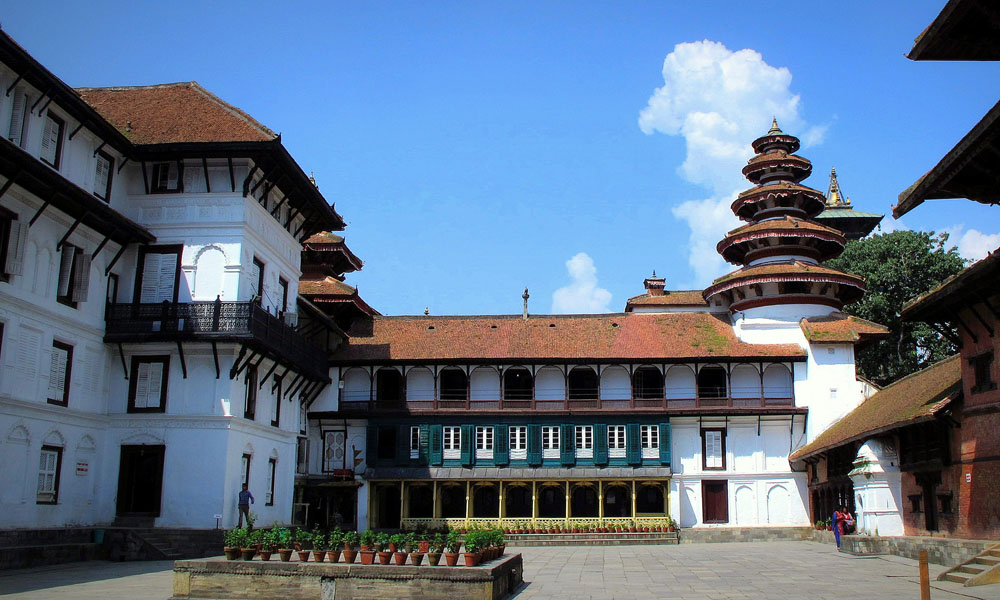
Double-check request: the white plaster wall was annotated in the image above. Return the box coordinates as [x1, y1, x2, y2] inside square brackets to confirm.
[599, 366, 630, 400]
[534, 367, 564, 401]
[470, 368, 500, 401]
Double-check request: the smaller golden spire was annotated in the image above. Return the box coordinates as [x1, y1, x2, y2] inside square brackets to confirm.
[768, 117, 782, 135]
[826, 167, 850, 207]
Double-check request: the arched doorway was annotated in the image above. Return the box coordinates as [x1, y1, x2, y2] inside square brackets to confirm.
[571, 485, 598, 518]
[538, 484, 565, 518]
[636, 484, 664, 514]
[603, 485, 631, 518]
[568, 367, 599, 400]
[632, 366, 664, 399]
[504, 485, 532, 518]
[440, 485, 466, 518]
[375, 368, 403, 408]
[374, 484, 401, 529]
[407, 484, 433, 519]
[473, 484, 499, 518]
[503, 368, 533, 404]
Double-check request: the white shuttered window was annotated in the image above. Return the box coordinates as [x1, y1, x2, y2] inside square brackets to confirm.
[36, 447, 61, 503]
[140, 251, 178, 303]
[8, 91, 27, 146]
[40, 113, 63, 167]
[703, 429, 725, 469]
[134, 361, 164, 409]
[48, 342, 71, 405]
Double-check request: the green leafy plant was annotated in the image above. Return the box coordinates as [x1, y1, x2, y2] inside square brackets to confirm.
[389, 533, 406, 551]
[312, 527, 328, 551]
[446, 530, 463, 554]
[273, 526, 291, 549]
[342, 530, 360, 549]
[224, 528, 245, 548]
[463, 530, 482, 553]
[431, 533, 446, 553]
[375, 532, 391, 552]
[328, 528, 343, 549]
[360, 529, 377, 549]
[403, 532, 416, 552]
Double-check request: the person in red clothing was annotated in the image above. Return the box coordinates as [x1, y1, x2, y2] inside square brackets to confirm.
[833, 505, 854, 549]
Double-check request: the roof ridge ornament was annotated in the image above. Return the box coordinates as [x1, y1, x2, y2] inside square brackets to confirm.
[826, 166, 850, 207]
[768, 117, 782, 135]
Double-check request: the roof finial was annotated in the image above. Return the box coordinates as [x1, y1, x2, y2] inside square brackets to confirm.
[825, 166, 849, 207]
[522, 287, 530, 320]
[423, 306, 429, 316]
[768, 117, 782, 135]
[651, 269, 656, 277]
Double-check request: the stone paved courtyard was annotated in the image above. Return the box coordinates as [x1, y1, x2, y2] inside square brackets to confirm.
[0, 542, 996, 599]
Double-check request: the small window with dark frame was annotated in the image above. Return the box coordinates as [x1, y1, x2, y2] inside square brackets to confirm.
[244, 365, 258, 420]
[249, 256, 265, 301]
[136, 246, 181, 304]
[410, 426, 420, 459]
[909, 494, 922, 513]
[476, 425, 494, 458]
[376, 426, 397, 461]
[270, 375, 282, 427]
[40, 111, 65, 168]
[266, 458, 276, 506]
[241, 453, 252, 487]
[278, 277, 289, 314]
[36, 445, 62, 504]
[608, 425, 626, 458]
[0, 207, 28, 281]
[150, 161, 182, 193]
[575, 425, 593, 458]
[48, 341, 72, 406]
[702, 428, 726, 470]
[7, 88, 29, 147]
[971, 352, 996, 394]
[94, 150, 114, 201]
[443, 426, 461, 459]
[56, 243, 91, 307]
[128, 355, 169, 413]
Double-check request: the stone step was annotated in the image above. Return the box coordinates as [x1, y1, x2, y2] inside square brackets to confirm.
[956, 564, 985, 575]
[508, 537, 679, 547]
[941, 573, 972, 585]
[974, 556, 1000, 566]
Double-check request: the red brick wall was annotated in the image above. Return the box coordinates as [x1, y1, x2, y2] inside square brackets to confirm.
[958, 302, 1000, 411]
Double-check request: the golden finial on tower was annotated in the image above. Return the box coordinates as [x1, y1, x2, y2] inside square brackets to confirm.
[768, 117, 782, 135]
[826, 167, 849, 207]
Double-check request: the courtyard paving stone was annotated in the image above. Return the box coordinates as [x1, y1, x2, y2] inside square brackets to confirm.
[0, 541, 996, 599]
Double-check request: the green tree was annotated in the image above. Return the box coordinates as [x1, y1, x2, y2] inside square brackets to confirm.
[827, 230, 966, 386]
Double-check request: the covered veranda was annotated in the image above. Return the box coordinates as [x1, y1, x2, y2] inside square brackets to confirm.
[368, 478, 671, 530]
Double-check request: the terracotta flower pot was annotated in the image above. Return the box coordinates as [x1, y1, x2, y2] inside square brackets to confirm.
[498, 544, 506, 557]
[241, 548, 256, 561]
[463, 552, 480, 567]
[668, 526, 676, 532]
[314, 550, 326, 562]
[444, 552, 459, 567]
[294, 542, 302, 551]
[342, 549, 357, 564]
[297, 550, 311, 562]
[278, 549, 293, 562]
[377, 551, 391, 565]
[393, 552, 407, 565]
[388, 543, 398, 553]
[328, 550, 341, 563]
[224, 547, 240, 560]
[410, 552, 424, 566]
[427, 552, 441, 566]
[360, 550, 375, 565]
[259, 550, 272, 561]
[418, 541, 430, 553]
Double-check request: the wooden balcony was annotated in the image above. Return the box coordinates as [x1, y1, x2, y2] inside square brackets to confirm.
[336, 391, 796, 415]
[105, 300, 328, 380]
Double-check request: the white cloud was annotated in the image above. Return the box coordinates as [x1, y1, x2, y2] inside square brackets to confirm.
[947, 226, 1000, 261]
[551, 252, 613, 314]
[639, 40, 825, 284]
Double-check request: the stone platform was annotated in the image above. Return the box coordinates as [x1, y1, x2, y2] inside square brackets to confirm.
[170, 554, 523, 600]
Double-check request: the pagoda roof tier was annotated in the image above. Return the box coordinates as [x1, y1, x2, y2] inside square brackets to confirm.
[732, 182, 826, 221]
[717, 217, 846, 264]
[703, 261, 866, 308]
[302, 231, 364, 275]
[299, 276, 380, 317]
[907, 0, 1000, 61]
[814, 208, 884, 241]
[751, 132, 801, 154]
[742, 151, 813, 184]
[799, 313, 889, 344]
[329, 312, 804, 364]
[624, 290, 709, 311]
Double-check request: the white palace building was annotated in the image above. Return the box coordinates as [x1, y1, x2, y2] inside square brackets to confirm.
[0, 30, 886, 534]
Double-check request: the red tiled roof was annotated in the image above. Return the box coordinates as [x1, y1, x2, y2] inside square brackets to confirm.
[709, 261, 865, 288]
[299, 276, 356, 297]
[76, 82, 276, 145]
[624, 290, 708, 310]
[723, 216, 844, 239]
[790, 354, 961, 461]
[799, 313, 889, 343]
[303, 232, 345, 244]
[330, 313, 805, 363]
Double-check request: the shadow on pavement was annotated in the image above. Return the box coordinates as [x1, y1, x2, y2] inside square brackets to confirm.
[0, 559, 174, 595]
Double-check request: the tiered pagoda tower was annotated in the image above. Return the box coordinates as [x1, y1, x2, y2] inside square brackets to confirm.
[704, 120, 866, 315]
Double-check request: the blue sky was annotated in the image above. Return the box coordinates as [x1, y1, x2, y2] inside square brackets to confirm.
[5, 1, 999, 316]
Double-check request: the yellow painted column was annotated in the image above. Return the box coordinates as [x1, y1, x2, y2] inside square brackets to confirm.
[631, 480, 637, 523]
[565, 481, 571, 526]
[498, 481, 505, 522]
[465, 480, 471, 526]
[532, 481, 537, 525]
[400, 481, 405, 527]
[432, 481, 439, 519]
[599, 480, 604, 523]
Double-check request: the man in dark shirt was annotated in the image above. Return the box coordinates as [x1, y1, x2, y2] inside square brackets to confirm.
[238, 484, 254, 528]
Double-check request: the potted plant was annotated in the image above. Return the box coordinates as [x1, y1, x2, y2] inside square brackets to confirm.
[328, 529, 343, 563]
[417, 532, 430, 554]
[390, 533, 407, 565]
[294, 529, 312, 562]
[824, 518, 832, 531]
[360, 530, 377, 565]
[427, 533, 445, 566]
[444, 530, 462, 567]
[376, 532, 392, 565]
[668, 517, 677, 533]
[223, 528, 243, 560]
[240, 529, 257, 561]
[312, 527, 327, 562]
[276, 527, 293, 562]
[496, 528, 506, 557]
[342, 531, 359, 564]
[463, 530, 481, 567]
[258, 529, 274, 561]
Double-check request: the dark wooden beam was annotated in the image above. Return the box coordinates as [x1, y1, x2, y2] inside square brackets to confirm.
[249, 166, 280, 197]
[141, 161, 149, 194]
[92, 234, 112, 260]
[259, 360, 280, 389]
[969, 303, 995, 337]
[211, 341, 220, 379]
[56, 212, 87, 251]
[104, 243, 128, 276]
[117, 156, 129, 173]
[929, 321, 961, 348]
[118, 344, 129, 379]
[229, 345, 249, 379]
[955, 314, 978, 344]
[28, 197, 52, 226]
[30, 90, 51, 114]
[241, 165, 259, 196]
[36, 96, 54, 116]
[0, 171, 20, 200]
[176, 340, 188, 379]
[92, 142, 106, 157]
[227, 157, 235, 192]
[202, 157, 211, 193]
[270, 194, 289, 218]
[5, 74, 24, 96]
[68, 122, 85, 140]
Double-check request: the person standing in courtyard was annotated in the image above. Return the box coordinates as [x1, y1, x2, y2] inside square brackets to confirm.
[833, 505, 853, 549]
[237, 484, 254, 528]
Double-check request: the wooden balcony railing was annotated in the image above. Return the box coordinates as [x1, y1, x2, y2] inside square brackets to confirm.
[105, 300, 327, 379]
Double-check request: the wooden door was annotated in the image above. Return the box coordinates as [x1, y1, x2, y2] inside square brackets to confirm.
[702, 480, 728, 523]
[116, 445, 165, 516]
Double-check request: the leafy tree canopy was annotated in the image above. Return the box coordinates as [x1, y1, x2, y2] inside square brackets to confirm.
[827, 230, 966, 386]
